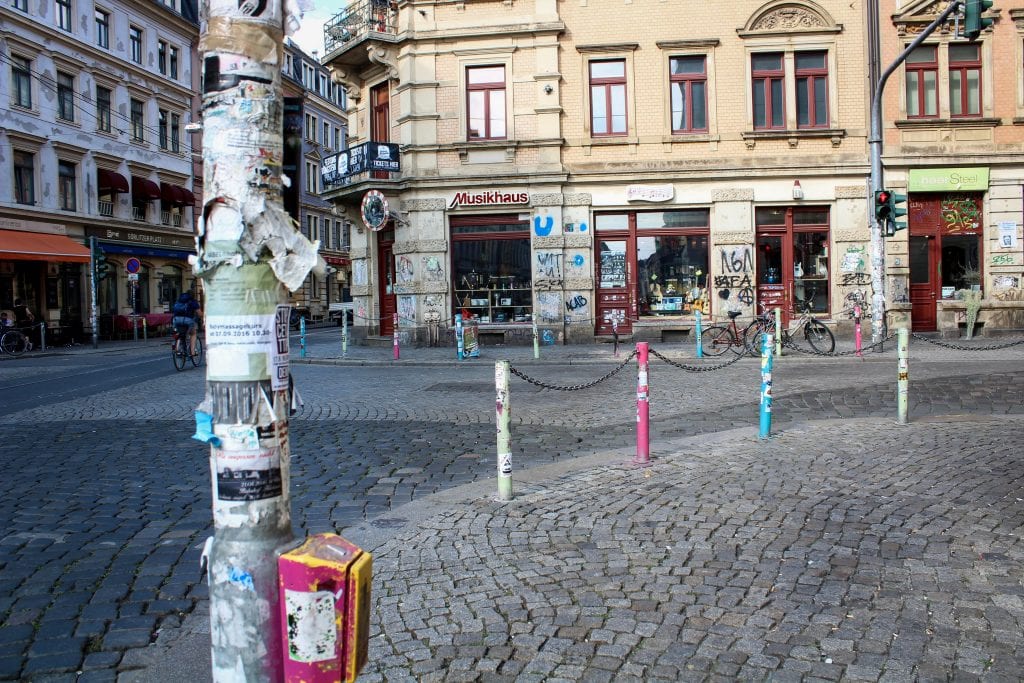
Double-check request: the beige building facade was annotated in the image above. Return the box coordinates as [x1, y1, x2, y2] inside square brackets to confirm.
[879, 0, 1024, 335]
[322, 0, 882, 345]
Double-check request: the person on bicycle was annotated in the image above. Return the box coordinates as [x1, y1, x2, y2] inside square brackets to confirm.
[172, 291, 202, 355]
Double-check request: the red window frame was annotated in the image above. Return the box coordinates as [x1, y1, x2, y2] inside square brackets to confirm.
[589, 59, 628, 137]
[669, 56, 708, 134]
[752, 52, 785, 130]
[466, 65, 506, 140]
[795, 51, 828, 128]
[905, 46, 938, 119]
[949, 44, 981, 117]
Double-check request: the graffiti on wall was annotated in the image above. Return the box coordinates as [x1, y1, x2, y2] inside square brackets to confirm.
[353, 261, 367, 286]
[535, 251, 563, 287]
[397, 295, 415, 324]
[536, 291, 562, 322]
[840, 245, 867, 273]
[423, 294, 444, 322]
[564, 221, 589, 233]
[840, 272, 872, 286]
[422, 256, 445, 281]
[941, 197, 981, 233]
[534, 215, 554, 237]
[889, 275, 909, 303]
[397, 256, 414, 283]
[564, 293, 589, 317]
[565, 252, 588, 276]
[715, 246, 754, 308]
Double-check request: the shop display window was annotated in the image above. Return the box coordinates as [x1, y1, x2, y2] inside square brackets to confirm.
[637, 235, 708, 316]
[451, 218, 532, 323]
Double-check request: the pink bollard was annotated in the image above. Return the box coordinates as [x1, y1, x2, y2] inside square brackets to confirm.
[634, 342, 650, 465]
[393, 312, 399, 360]
[278, 534, 373, 683]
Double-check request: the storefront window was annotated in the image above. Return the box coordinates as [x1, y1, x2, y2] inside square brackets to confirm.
[451, 217, 532, 323]
[638, 235, 708, 316]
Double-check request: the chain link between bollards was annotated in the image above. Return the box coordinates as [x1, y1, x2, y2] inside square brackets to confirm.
[509, 350, 637, 391]
[909, 331, 1024, 351]
[648, 347, 747, 372]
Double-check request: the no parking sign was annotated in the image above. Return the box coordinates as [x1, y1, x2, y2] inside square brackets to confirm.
[125, 257, 141, 274]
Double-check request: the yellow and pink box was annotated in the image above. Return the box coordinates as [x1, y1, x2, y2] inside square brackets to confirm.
[278, 534, 373, 682]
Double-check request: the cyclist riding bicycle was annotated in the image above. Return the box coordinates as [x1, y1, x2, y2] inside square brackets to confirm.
[172, 291, 202, 355]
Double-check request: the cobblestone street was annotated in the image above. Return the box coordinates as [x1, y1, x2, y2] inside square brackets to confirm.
[0, 337, 1023, 680]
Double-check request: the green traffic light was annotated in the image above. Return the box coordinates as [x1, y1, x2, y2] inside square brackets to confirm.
[964, 0, 994, 41]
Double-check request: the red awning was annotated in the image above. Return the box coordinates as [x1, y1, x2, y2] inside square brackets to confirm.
[132, 176, 162, 201]
[160, 182, 185, 205]
[0, 230, 91, 263]
[179, 187, 197, 205]
[97, 169, 129, 193]
[324, 256, 351, 266]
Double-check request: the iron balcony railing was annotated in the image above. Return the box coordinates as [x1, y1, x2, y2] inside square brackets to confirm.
[98, 200, 114, 217]
[324, 0, 397, 54]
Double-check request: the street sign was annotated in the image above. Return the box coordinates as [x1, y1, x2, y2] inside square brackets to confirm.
[126, 257, 141, 274]
[128, 273, 139, 282]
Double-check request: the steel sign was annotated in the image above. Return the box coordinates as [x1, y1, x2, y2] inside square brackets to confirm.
[125, 257, 141, 274]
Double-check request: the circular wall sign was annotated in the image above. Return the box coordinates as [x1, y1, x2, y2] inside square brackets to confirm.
[360, 190, 389, 232]
[125, 257, 141, 274]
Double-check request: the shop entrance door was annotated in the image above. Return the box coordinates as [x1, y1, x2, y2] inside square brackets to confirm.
[595, 237, 633, 335]
[377, 232, 396, 336]
[754, 207, 832, 326]
[909, 235, 937, 331]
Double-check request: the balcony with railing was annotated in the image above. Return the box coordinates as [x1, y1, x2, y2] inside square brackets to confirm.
[161, 211, 183, 227]
[132, 206, 146, 221]
[98, 200, 114, 217]
[324, 0, 399, 60]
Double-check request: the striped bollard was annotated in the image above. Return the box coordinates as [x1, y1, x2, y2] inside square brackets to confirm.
[759, 332, 774, 439]
[897, 327, 909, 424]
[532, 317, 539, 359]
[299, 315, 306, 358]
[393, 312, 399, 360]
[495, 360, 513, 501]
[634, 342, 650, 465]
[341, 308, 348, 357]
[774, 307, 782, 356]
[694, 310, 703, 358]
[455, 313, 465, 360]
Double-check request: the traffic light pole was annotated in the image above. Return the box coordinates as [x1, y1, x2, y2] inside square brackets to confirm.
[868, 0, 961, 344]
[196, 1, 322, 679]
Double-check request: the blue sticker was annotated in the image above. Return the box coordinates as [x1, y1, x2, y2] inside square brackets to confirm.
[192, 411, 223, 447]
[228, 566, 255, 592]
[578, 221, 588, 233]
[573, 254, 585, 267]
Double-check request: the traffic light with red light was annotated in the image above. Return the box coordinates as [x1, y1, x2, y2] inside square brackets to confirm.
[875, 189, 908, 237]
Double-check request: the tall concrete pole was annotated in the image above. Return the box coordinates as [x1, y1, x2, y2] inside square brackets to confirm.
[196, 1, 321, 679]
[868, 0, 961, 343]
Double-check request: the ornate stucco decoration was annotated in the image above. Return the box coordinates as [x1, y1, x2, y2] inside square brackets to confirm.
[740, 1, 840, 36]
[367, 45, 399, 81]
[328, 66, 361, 103]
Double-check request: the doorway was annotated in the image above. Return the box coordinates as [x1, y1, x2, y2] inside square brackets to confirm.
[377, 229, 396, 336]
[595, 237, 631, 335]
[908, 194, 983, 332]
[755, 207, 831, 325]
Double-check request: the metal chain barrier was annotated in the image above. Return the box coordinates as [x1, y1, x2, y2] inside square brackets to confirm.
[648, 347, 747, 372]
[782, 330, 897, 357]
[909, 331, 1024, 351]
[509, 350, 637, 391]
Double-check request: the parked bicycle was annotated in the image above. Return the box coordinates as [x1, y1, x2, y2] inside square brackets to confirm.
[0, 326, 33, 357]
[698, 310, 750, 357]
[745, 289, 835, 354]
[171, 327, 204, 370]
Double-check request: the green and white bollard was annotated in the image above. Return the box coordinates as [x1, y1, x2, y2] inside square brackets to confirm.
[495, 360, 513, 501]
[532, 318, 539, 359]
[774, 307, 782, 356]
[897, 327, 909, 424]
[341, 309, 348, 357]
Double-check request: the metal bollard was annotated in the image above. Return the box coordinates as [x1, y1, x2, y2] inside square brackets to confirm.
[532, 317, 539, 359]
[341, 309, 348, 357]
[455, 313, 465, 360]
[40, 322, 47, 351]
[854, 304, 863, 357]
[634, 342, 650, 465]
[759, 333, 774, 439]
[773, 307, 782, 357]
[612, 319, 619, 357]
[300, 315, 306, 358]
[694, 310, 703, 358]
[133, 315, 138, 342]
[393, 312, 399, 360]
[495, 360, 513, 501]
[897, 327, 909, 424]
[142, 317, 148, 341]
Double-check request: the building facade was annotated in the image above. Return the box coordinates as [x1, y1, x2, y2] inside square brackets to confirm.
[879, 0, 1024, 335]
[322, 0, 878, 346]
[1, 0, 199, 339]
[282, 39, 350, 320]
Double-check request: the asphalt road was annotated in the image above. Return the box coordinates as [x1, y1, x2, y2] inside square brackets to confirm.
[0, 334, 1022, 681]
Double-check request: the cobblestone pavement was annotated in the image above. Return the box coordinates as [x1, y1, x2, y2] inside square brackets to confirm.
[0, 336, 1022, 680]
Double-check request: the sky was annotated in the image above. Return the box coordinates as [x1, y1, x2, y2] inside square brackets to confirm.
[290, 3, 342, 58]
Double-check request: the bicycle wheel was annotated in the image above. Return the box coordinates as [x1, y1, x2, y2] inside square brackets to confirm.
[698, 325, 731, 357]
[804, 320, 835, 354]
[172, 337, 187, 371]
[746, 327, 774, 357]
[743, 319, 770, 357]
[190, 335, 204, 367]
[1, 330, 28, 356]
